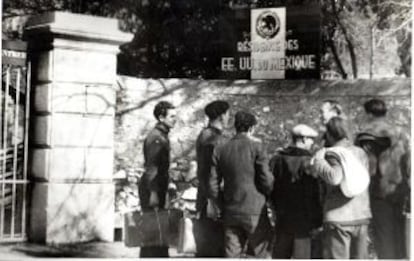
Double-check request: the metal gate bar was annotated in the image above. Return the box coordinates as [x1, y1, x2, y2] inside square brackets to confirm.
[1, 66, 11, 239]
[22, 62, 31, 238]
[11, 67, 21, 238]
[0, 68, 3, 239]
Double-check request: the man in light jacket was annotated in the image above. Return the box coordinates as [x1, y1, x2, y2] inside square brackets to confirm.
[312, 117, 371, 259]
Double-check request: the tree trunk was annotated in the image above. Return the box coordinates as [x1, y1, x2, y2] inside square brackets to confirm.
[396, 29, 411, 77]
[341, 23, 358, 79]
[327, 36, 347, 79]
[330, 0, 358, 79]
[369, 26, 375, 79]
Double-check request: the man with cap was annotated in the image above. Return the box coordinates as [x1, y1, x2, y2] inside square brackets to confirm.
[269, 124, 322, 259]
[194, 100, 230, 257]
[208, 111, 274, 258]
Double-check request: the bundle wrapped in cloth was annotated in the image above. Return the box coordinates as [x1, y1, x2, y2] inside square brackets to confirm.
[326, 147, 370, 198]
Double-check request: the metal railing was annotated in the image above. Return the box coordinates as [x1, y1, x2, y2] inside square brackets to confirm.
[0, 61, 31, 242]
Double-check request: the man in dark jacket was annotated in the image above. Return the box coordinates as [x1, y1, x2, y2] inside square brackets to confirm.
[194, 100, 230, 257]
[139, 101, 176, 257]
[208, 111, 274, 258]
[270, 124, 322, 259]
[355, 99, 410, 259]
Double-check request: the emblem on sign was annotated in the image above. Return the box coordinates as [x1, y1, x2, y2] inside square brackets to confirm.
[255, 11, 280, 40]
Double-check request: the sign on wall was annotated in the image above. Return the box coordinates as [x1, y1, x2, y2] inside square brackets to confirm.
[2, 40, 27, 66]
[219, 3, 320, 79]
[251, 8, 286, 79]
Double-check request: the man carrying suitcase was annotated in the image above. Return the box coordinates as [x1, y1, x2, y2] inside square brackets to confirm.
[139, 101, 177, 257]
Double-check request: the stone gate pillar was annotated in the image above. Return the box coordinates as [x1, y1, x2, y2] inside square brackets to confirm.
[24, 12, 132, 244]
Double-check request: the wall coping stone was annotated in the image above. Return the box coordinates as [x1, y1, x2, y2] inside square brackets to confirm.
[24, 12, 133, 46]
[117, 76, 411, 97]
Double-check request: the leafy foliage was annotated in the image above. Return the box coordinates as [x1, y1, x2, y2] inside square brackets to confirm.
[118, 1, 224, 78]
[360, 0, 412, 76]
[2, 0, 411, 78]
[321, 0, 411, 78]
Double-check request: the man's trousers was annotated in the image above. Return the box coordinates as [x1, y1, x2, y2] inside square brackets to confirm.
[371, 198, 407, 259]
[323, 223, 369, 259]
[272, 231, 311, 259]
[224, 212, 272, 258]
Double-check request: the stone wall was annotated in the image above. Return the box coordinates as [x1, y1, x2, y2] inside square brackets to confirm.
[115, 77, 410, 172]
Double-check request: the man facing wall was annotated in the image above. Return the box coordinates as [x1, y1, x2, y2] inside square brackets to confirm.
[208, 111, 274, 258]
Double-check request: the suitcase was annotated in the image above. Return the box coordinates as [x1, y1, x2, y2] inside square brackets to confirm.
[124, 209, 182, 247]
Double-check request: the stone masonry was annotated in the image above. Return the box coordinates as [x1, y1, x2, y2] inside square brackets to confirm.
[24, 12, 132, 244]
[115, 77, 410, 172]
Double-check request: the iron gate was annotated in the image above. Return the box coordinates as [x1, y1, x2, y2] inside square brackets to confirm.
[1, 40, 30, 242]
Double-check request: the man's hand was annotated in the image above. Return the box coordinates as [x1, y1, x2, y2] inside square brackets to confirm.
[309, 148, 326, 178]
[207, 199, 222, 220]
[149, 191, 159, 208]
[310, 226, 323, 238]
[314, 148, 326, 160]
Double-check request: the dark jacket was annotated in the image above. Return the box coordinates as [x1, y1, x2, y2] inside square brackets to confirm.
[355, 118, 410, 204]
[208, 133, 274, 232]
[270, 147, 322, 235]
[139, 122, 171, 210]
[313, 139, 372, 225]
[195, 125, 227, 215]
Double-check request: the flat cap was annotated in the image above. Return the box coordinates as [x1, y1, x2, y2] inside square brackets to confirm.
[291, 124, 318, 138]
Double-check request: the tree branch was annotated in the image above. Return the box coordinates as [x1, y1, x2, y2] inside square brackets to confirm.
[3, 6, 66, 19]
[376, 18, 412, 47]
[327, 36, 348, 79]
[378, 0, 412, 8]
[330, 0, 358, 78]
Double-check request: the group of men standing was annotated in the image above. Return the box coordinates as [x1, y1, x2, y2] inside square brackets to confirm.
[138, 98, 410, 259]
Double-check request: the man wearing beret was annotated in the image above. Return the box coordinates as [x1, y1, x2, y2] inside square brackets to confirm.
[208, 111, 274, 258]
[269, 124, 322, 259]
[195, 100, 230, 257]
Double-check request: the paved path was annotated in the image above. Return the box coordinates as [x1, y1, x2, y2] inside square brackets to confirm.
[0, 242, 192, 259]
